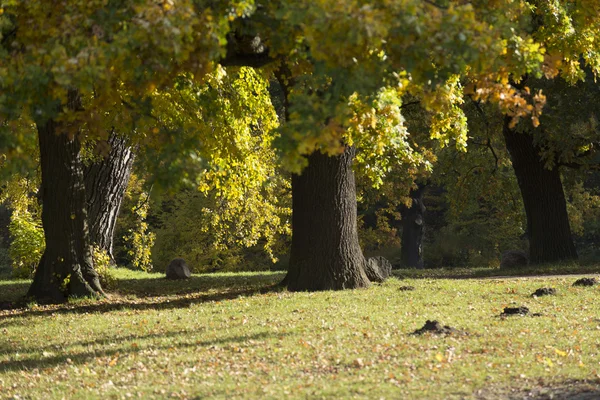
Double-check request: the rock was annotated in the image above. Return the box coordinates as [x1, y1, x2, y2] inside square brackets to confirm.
[399, 285, 415, 291]
[500, 250, 528, 269]
[412, 320, 466, 336]
[501, 306, 529, 316]
[531, 287, 556, 297]
[166, 258, 191, 280]
[364, 256, 392, 282]
[573, 277, 598, 287]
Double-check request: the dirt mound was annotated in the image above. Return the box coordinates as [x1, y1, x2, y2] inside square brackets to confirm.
[412, 320, 466, 336]
[399, 286, 415, 291]
[573, 278, 598, 287]
[531, 287, 556, 297]
[502, 306, 530, 316]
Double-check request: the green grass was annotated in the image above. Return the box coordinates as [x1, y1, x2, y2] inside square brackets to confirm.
[1, 268, 600, 399]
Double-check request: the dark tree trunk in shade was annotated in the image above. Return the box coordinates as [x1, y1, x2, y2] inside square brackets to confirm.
[27, 116, 104, 302]
[502, 118, 577, 264]
[400, 184, 426, 268]
[84, 133, 135, 264]
[283, 147, 371, 291]
[0, 205, 11, 248]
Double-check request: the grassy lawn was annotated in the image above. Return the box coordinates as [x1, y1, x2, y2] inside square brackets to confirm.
[1, 267, 600, 399]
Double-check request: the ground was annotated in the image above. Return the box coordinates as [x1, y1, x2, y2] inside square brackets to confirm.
[1, 267, 600, 399]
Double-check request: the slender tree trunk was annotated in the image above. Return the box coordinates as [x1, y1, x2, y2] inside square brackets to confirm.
[503, 118, 577, 264]
[0, 205, 11, 249]
[400, 184, 426, 268]
[27, 94, 104, 302]
[283, 147, 371, 291]
[84, 132, 135, 264]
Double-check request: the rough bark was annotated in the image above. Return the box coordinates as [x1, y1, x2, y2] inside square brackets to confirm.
[400, 184, 426, 268]
[503, 118, 577, 264]
[84, 133, 135, 264]
[27, 94, 104, 302]
[283, 147, 371, 291]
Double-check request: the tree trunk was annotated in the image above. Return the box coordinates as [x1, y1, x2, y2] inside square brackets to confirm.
[27, 116, 104, 303]
[283, 147, 371, 291]
[84, 133, 135, 264]
[400, 184, 426, 268]
[0, 204, 11, 249]
[502, 118, 577, 264]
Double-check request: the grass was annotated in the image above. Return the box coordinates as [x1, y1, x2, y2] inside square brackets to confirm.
[1, 267, 600, 399]
[394, 261, 600, 279]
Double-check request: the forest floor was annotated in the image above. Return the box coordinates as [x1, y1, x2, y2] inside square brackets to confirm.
[1, 267, 600, 399]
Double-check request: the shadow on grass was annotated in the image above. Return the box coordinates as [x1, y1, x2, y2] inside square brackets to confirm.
[114, 272, 285, 297]
[394, 263, 600, 280]
[0, 280, 285, 323]
[0, 330, 291, 373]
[477, 379, 600, 400]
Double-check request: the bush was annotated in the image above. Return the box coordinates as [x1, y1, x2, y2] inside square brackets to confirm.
[92, 246, 116, 289]
[152, 189, 288, 273]
[113, 174, 155, 272]
[9, 210, 44, 278]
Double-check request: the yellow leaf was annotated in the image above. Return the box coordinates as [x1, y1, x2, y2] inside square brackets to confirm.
[435, 353, 444, 362]
[554, 348, 567, 357]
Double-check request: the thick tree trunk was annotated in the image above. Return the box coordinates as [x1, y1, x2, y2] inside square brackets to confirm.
[84, 133, 135, 264]
[283, 147, 371, 291]
[400, 184, 426, 268]
[503, 118, 577, 264]
[27, 116, 104, 303]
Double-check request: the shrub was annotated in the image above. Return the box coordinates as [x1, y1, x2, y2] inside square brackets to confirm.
[8, 207, 44, 279]
[92, 246, 116, 289]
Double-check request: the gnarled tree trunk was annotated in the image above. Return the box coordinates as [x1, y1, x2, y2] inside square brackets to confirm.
[27, 116, 104, 303]
[84, 133, 135, 264]
[503, 118, 577, 264]
[401, 184, 426, 268]
[283, 147, 371, 291]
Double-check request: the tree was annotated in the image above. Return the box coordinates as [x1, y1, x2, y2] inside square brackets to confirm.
[400, 183, 427, 268]
[285, 147, 371, 290]
[0, 1, 246, 301]
[246, 1, 598, 289]
[84, 133, 136, 265]
[464, 1, 600, 264]
[499, 69, 600, 264]
[28, 94, 104, 299]
[503, 116, 578, 263]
